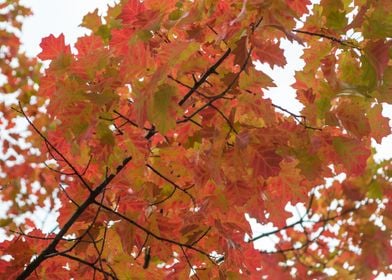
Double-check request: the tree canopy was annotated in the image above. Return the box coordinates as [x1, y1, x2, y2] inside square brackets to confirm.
[0, 0, 391, 278]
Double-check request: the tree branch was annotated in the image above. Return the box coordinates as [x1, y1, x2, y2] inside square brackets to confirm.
[178, 47, 232, 106]
[292, 29, 361, 49]
[15, 155, 132, 279]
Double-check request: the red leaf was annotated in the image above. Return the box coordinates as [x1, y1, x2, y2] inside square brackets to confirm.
[75, 35, 104, 57]
[332, 136, 370, 176]
[119, 0, 145, 26]
[38, 34, 71, 60]
[252, 39, 287, 68]
[365, 40, 391, 81]
[253, 149, 283, 178]
[368, 104, 391, 144]
[286, 0, 311, 15]
[332, 97, 371, 139]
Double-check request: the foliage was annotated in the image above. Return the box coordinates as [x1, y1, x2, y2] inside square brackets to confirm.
[0, 0, 392, 278]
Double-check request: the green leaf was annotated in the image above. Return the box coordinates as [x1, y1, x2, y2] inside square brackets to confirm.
[363, 5, 392, 39]
[148, 83, 177, 134]
[367, 180, 382, 199]
[97, 121, 115, 145]
[169, 9, 182, 21]
[322, 0, 347, 31]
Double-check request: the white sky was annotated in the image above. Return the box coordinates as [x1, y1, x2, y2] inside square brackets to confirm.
[20, 0, 118, 56]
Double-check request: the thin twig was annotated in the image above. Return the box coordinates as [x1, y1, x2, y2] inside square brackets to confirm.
[292, 29, 361, 49]
[178, 48, 232, 106]
[13, 103, 93, 192]
[146, 164, 196, 208]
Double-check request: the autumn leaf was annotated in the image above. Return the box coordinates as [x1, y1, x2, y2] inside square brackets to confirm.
[80, 8, 102, 33]
[286, 0, 311, 16]
[364, 39, 391, 81]
[148, 83, 177, 134]
[367, 103, 391, 144]
[331, 97, 371, 139]
[252, 39, 287, 68]
[252, 149, 283, 179]
[332, 136, 371, 176]
[37, 33, 71, 60]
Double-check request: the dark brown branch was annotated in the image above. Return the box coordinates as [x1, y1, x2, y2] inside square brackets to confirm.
[113, 109, 139, 128]
[181, 246, 200, 280]
[178, 46, 253, 123]
[110, 110, 156, 139]
[271, 103, 322, 131]
[249, 193, 315, 242]
[168, 75, 211, 99]
[292, 29, 361, 49]
[44, 141, 64, 163]
[142, 246, 151, 269]
[44, 162, 75, 176]
[178, 47, 232, 106]
[58, 252, 116, 279]
[15, 155, 132, 279]
[135, 234, 150, 260]
[208, 103, 238, 134]
[94, 201, 216, 264]
[149, 187, 177, 206]
[190, 227, 211, 247]
[59, 183, 80, 207]
[146, 163, 196, 207]
[10, 228, 56, 241]
[14, 103, 93, 192]
[59, 190, 107, 255]
[250, 197, 369, 249]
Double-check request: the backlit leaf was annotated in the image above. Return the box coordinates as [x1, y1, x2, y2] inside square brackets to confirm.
[37, 33, 71, 60]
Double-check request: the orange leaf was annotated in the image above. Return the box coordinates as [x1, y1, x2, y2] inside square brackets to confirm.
[332, 136, 370, 176]
[38, 34, 71, 60]
[286, 0, 311, 15]
[252, 39, 287, 68]
[368, 104, 391, 144]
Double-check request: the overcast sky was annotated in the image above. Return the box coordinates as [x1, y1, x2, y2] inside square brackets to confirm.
[20, 0, 118, 55]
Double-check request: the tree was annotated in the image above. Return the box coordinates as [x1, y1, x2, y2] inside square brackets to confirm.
[0, 0, 391, 278]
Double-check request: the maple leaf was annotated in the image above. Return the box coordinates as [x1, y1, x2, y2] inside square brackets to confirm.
[148, 83, 177, 134]
[286, 0, 311, 16]
[75, 35, 104, 57]
[252, 149, 283, 179]
[119, 0, 146, 26]
[252, 39, 287, 68]
[331, 97, 371, 139]
[364, 39, 391, 81]
[37, 33, 71, 60]
[367, 103, 391, 144]
[332, 136, 371, 176]
[80, 8, 102, 33]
